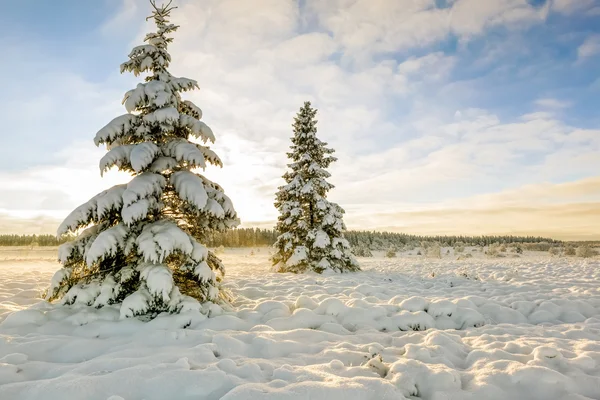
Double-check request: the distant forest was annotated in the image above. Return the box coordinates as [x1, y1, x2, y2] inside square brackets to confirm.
[0, 229, 560, 248]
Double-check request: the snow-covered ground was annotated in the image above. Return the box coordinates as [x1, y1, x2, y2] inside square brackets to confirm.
[1, 248, 599, 399]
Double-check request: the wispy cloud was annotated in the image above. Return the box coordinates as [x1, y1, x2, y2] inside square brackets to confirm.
[551, 0, 598, 16]
[577, 34, 600, 61]
[535, 97, 571, 109]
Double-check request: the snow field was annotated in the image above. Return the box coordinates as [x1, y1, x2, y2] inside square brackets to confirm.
[1, 251, 599, 399]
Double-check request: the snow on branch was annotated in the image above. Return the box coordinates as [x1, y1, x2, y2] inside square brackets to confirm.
[148, 156, 178, 173]
[58, 225, 101, 264]
[189, 238, 209, 263]
[120, 45, 163, 76]
[311, 229, 331, 249]
[122, 197, 160, 225]
[120, 287, 152, 318]
[57, 185, 127, 236]
[199, 146, 222, 167]
[123, 81, 175, 113]
[204, 179, 236, 217]
[163, 139, 206, 169]
[193, 261, 215, 283]
[204, 198, 225, 218]
[181, 100, 202, 119]
[143, 107, 180, 125]
[170, 77, 198, 92]
[130, 142, 160, 172]
[171, 171, 208, 210]
[45, 268, 72, 301]
[179, 114, 215, 143]
[99, 145, 135, 176]
[94, 114, 140, 146]
[85, 223, 129, 266]
[122, 172, 166, 207]
[139, 263, 174, 302]
[136, 220, 194, 263]
[96, 186, 128, 220]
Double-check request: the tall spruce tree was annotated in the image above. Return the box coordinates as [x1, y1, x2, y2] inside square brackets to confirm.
[272, 102, 359, 273]
[46, 1, 239, 318]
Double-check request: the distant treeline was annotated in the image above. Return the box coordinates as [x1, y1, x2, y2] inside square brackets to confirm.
[0, 230, 560, 248]
[0, 234, 70, 247]
[344, 231, 561, 250]
[205, 228, 278, 247]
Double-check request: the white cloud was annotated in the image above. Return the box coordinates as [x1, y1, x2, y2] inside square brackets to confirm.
[534, 97, 571, 109]
[330, 110, 600, 211]
[577, 34, 600, 61]
[0, 142, 129, 220]
[100, 0, 142, 37]
[551, 0, 597, 15]
[306, 0, 449, 58]
[449, 0, 545, 37]
[520, 111, 555, 121]
[305, 0, 547, 62]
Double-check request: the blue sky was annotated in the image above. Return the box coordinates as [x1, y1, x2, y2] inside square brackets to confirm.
[1, 0, 599, 239]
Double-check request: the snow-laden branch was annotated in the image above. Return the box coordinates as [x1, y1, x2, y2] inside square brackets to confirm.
[85, 223, 129, 266]
[136, 220, 193, 263]
[58, 185, 127, 236]
[171, 171, 208, 210]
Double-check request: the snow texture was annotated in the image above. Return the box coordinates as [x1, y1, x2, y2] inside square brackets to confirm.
[1, 251, 600, 399]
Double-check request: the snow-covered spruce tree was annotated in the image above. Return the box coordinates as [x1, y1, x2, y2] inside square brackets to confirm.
[46, 1, 239, 318]
[272, 102, 359, 273]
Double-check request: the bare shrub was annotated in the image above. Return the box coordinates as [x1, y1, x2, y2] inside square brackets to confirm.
[426, 243, 441, 259]
[486, 244, 499, 257]
[354, 245, 373, 257]
[576, 245, 598, 258]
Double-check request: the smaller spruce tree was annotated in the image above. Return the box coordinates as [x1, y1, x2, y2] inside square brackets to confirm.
[272, 102, 359, 273]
